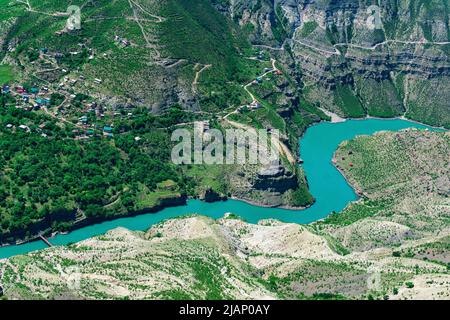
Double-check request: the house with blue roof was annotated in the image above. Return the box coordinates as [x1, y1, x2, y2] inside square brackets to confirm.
[35, 98, 50, 106]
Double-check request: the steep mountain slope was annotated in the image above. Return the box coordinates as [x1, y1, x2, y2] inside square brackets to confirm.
[3, 0, 450, 127]
[227, 0, 450, 127]
[0, 0, 260, 111]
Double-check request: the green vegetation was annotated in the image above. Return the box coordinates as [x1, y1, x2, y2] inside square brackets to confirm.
[0, 105, 187, 241]
[0, 0, 449, 301]
[190, 256, 227, 299]
[322, 130, 450, 252]
[0, 65, 14, 84]
[405, 77, 450, 128]
[355, 77, 404, 118]
[264, 259, 366, 299]
[298, 21, 318, 38]
[289, 184, 314, 207]
[333, 84, 365, 118]
[159, 0, 263, 112]
[160, 0, 246, 74]
[183, 164, 229, 195]
[319, 199, 390, 227]
[392, 237, 450, 267]
[271, 3, 289, 43]
[154, 289, 193, 300]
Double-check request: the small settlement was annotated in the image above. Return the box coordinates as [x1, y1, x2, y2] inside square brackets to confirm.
[0, 41, 139, 141]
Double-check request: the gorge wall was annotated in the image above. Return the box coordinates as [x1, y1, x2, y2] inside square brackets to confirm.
[225, 0, 450, 127]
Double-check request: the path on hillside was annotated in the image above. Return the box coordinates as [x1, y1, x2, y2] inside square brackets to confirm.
[291, 34, 450, 57]
[223, 117, 296, 166]
[292, 39, 342, 56]
[41, 106, 85, 130]
[165, 59, 187, 68]
[222, 58, 295, 165]
[17, 0, 166, 61]
[192, 64, 212, 94]
[15, 0, 210, 74]
[253, 39, 290, 52]
[127, 0, 161, 60]
[128, 0, 166, 23]
[253, 44, 284, 51]
[224, 58, 277, 120]
[16, 0, 91, 17]
[244, 57, 278, 100]
[335, 39, 450, 51]
[17, 0, 60, 16]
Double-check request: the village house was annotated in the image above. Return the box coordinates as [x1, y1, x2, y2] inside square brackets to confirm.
[80, 115, 88, 124]
[15, 86, 25, 94]
[18, 125, 30, 132]
[114, 35, 131, 47]
[30, 86, 39, 95]
[1, 84, 10, 93]
[248, 100, 261, 110]
[35, 98, 50, 106]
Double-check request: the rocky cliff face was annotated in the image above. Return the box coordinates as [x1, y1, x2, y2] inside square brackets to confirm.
[226, 0, 450, 127]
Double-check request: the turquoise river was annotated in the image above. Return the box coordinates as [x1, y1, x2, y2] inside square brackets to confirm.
[0, 118, 439, 259]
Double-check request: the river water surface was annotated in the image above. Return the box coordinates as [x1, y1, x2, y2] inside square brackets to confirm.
[0, 118, 437, 259]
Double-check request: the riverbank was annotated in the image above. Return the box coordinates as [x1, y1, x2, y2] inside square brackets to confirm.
[366, 115, 449, 131]
[0, 118, 442, 259]
[318, 107, 346, 123]
[68, 117, 446, 246]
[229, 196, 312, 211]
[0, 195, 188, 248]
[316, 106, 449, 131]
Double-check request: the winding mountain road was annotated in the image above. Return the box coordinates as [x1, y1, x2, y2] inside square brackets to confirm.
[192, 64, 212, 94]
[222, 58, 295, 165]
